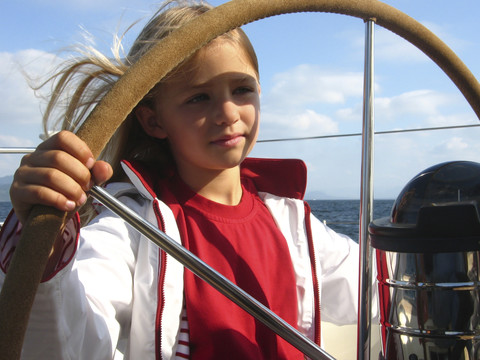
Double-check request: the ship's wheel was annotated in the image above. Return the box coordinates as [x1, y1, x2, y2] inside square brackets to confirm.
[1, 1, 480, 359]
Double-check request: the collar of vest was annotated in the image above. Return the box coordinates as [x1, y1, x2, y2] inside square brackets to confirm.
[120, 157, 307, 201]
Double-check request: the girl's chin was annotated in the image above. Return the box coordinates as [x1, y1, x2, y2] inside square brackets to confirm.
[211, 156, 247, 170]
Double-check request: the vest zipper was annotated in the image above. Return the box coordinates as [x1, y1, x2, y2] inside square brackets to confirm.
[304, 202, 321, 345]
[153, 200, 168, 360]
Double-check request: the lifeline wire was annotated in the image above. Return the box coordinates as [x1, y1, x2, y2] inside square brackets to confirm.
[257, 123, 480, 143]
[1, 123, 479, 154]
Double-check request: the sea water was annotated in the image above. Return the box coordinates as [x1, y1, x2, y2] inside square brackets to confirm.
[0, 201, 10, 225]
[308, 199, 394, 241]
[0, 200, 395, 240]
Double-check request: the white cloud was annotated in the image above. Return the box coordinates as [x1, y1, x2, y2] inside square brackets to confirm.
[335, 104, 363, 123]
[373, 16, 471, 65]
[0, 135, 35, 148]
[0, 49, 61, 129]
[347, 25, 428, 64]
[263, 64, 364, 110]
[0, 135, 35, 176]
[376, 28, 429, 63]
[0, 49, 64, 178]
[375, 89, 458, 124]
[260, 108, 339, 140]
[293, 109, 338, 132]
[445, 136, 468, 151]
[431, 135, 480, 160]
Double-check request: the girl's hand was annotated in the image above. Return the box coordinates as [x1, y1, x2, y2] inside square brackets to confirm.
[9, 131, 113, 224]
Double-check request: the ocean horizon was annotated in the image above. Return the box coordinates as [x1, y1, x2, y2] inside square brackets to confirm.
[0, 199, 394, 241]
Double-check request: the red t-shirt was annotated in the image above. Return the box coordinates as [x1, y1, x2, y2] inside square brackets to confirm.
[166, 175, 304, 359]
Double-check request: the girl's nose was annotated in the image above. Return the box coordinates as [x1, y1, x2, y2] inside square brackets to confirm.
[215, 99, 239, 126]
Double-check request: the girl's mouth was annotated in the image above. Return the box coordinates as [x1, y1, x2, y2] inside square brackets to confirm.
[211, 134, 244, 147]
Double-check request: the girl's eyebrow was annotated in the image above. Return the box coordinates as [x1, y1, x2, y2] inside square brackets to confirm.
[187, 73, 257, 89]
[233, 75, 258, 85]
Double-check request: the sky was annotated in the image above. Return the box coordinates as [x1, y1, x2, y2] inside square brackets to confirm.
[1, 0, 480, 200]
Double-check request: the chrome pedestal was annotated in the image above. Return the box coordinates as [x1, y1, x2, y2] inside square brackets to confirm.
[376, 249, 480, 359]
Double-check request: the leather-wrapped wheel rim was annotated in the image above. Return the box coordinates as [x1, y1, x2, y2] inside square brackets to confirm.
[1, 0, 479, 358]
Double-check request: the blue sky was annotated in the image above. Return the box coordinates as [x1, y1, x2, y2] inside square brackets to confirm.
[1, 0, 480, 199]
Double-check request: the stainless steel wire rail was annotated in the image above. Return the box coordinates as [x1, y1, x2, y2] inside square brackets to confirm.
[1, 123, 479, 155]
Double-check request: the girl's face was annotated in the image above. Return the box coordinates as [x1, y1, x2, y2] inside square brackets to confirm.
[140, 40, 260, 181]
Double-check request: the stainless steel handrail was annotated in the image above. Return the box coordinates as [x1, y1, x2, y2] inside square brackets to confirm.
[358, 19, 376, 360]
[0, 148, 35, 154]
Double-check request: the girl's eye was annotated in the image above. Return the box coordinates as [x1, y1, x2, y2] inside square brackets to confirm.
[233, 86, 254, 95]
[186, 93, 209, 104]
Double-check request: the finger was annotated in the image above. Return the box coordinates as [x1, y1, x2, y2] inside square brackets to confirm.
[14, 166, 88, 207]
[37, 131, 95, 169]
[11, 183, 81, 212]
[10, 177, 86, 225]
[22, 149, 93, 191]
[90, 161, 113, 185]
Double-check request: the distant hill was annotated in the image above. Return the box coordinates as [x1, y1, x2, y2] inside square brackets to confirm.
[305, 190, 352, 200]
[0, 175, 13, 202]
[0, 175, 355, 202]
[0, 175, 13, 185]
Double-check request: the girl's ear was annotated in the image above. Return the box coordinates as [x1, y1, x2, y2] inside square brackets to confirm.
[135, 105, 168, 139]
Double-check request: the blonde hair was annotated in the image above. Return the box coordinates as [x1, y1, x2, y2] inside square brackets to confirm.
[39, 0, 259, 185]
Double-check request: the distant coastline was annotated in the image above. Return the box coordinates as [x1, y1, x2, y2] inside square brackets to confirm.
[0, 176, 350, 202]
[0, 177, 11, 202]
[0, 175, 394, 202]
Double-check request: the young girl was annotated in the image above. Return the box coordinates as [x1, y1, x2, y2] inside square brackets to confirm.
[1, 1, 360, 359]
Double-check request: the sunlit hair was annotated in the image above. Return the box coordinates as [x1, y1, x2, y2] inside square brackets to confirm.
[37, 0, 259, 187]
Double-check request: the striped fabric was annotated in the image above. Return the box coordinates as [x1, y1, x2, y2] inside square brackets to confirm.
[175, 305, 190, 359]
[0, 211, 79, 282]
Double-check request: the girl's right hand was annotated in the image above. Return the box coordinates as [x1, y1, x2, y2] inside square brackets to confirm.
[9, 131, 113, 225]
